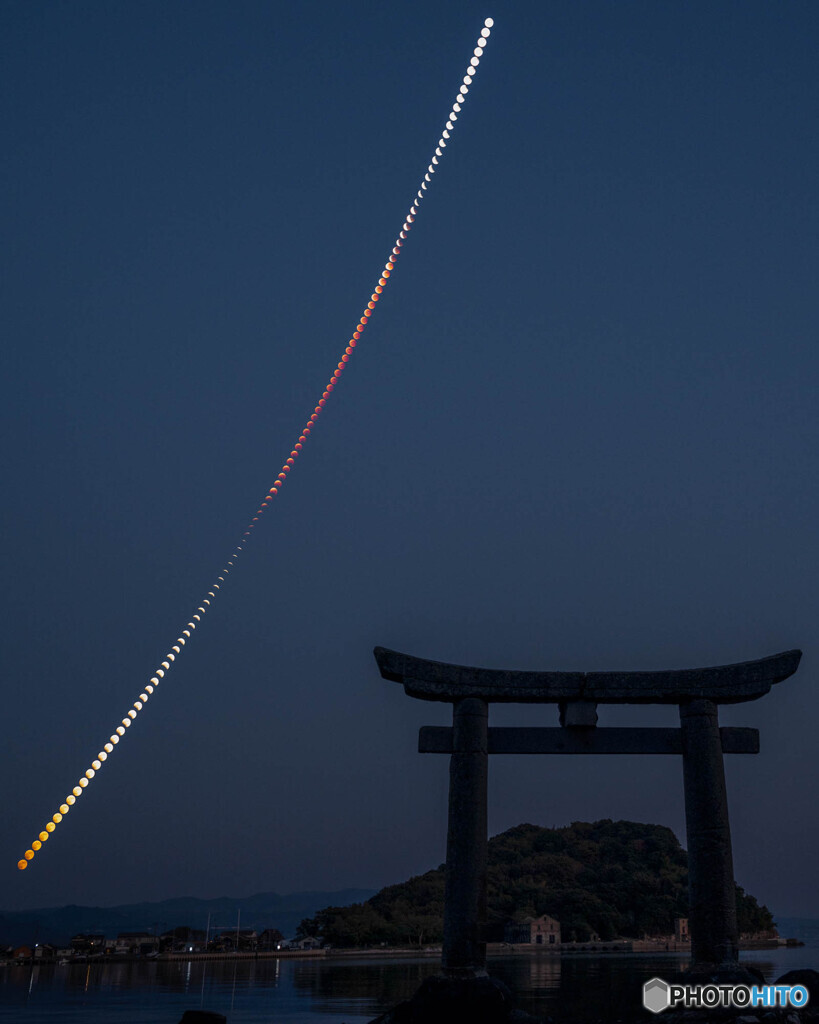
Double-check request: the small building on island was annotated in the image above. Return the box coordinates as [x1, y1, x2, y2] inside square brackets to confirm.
[504, 914, 561, 946]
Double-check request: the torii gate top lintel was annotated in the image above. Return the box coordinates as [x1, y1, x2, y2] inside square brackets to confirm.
[374, 646, 801, 705]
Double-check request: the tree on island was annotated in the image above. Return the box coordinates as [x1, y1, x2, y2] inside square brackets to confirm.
[297, 820, 774, 948]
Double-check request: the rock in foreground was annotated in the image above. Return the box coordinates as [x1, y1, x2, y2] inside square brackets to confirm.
[367, 974, 542, 1024]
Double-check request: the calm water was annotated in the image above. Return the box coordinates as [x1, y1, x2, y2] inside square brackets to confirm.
[2, 920, 816, 1024]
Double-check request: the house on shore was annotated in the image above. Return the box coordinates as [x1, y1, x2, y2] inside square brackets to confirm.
[161, 926, 207, 953]
[115, 932, 160, 955]
[211, 928, 259, 952]
[71, 933, 106, 953]
[258, 929, 285, 951]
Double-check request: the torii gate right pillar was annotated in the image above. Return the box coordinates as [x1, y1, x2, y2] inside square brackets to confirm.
[680, 698, 739, 969]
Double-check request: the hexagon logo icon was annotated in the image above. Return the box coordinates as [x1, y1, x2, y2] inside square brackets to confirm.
[643, 977, 671, 1014]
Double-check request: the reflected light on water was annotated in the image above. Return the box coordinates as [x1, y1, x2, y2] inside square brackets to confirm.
[527, 955, 561, 991]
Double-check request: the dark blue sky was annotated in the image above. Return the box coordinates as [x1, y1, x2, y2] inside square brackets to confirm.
[2, 1, 818, 919]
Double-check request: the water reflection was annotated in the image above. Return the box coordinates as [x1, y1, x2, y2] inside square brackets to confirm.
[0, 946, 814, 1024]
[526, 956, 561, 993]
[291, 957, 441, 1015]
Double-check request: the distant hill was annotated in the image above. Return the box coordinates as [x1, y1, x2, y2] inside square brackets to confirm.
[0, 889, 376, 948]
[298, 820, 774, 947]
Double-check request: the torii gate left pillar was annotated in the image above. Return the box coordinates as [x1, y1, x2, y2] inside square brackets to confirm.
[375, 645, 801, 980]
[444, 696, 489, 976]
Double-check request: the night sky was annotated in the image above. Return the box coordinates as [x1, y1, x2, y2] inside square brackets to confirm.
[3, 1, 818, 921]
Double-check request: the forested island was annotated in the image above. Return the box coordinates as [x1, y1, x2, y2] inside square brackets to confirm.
[298, 820, 773, 948]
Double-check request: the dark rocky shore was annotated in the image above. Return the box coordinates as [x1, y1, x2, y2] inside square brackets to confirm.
[366, 974, 542, 1024]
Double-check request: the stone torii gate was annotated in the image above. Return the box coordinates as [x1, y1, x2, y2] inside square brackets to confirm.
[374, 646, 801, 980]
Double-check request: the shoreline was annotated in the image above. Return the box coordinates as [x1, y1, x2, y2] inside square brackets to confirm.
[8, 937, 799, 968]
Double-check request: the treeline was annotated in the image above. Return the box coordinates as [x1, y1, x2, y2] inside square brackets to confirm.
[297, 820, 774, 947]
